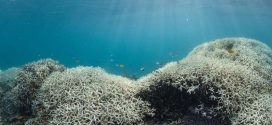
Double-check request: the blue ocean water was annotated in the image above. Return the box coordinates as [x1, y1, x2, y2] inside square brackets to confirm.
[0, 0, 272, 77]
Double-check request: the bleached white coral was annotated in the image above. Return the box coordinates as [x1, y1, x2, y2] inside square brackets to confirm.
[232, 94, 272, 125]
[188, 38, 272, 81]
[29, 67, 153, 125]
[138, 56, 272, 124]
[137, 38, 272, 125]
[0, 67, 20, 91]
[1, 38, 271, 125]
[0, 59, 65, 124]
[0, 68, 20, 83]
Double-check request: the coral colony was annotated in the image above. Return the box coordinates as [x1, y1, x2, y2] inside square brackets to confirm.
[0, 38, 271, 125]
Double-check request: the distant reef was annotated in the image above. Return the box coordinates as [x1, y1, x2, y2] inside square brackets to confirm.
[0, 38, 271, 125]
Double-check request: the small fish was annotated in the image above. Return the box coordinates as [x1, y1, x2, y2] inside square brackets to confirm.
[140, 67, 145, 72]
[119, 64, 125, 68]
[110, 59, 114, 62]
[156, 61, 160, 65]
[186, 18, 189, 22]
[75, 60, 80, 64]
[169, 52, 174, 56]
[169, 51, 179, 58]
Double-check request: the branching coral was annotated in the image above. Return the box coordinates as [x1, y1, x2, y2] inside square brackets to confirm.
[137, 38, 272, 125]
[137, 57, 272, 125]
[0, 59, 65, 124]
[27, 67, 153, 125]
[0, 38, 271, 125]
[0, 68, 20, 93]
[188, 38, 272, 81]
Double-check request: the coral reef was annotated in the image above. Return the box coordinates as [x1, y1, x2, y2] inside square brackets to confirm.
[136, 38, 272, 125]
[188, 38, 272, 81]
[27, 67, 152, 125]
[0, 68, 21, 125]
[0, 59, 65, 124]
[137, 57, 271, 125]
[0, 38, 271, 125]
[0, 68, 21, 93]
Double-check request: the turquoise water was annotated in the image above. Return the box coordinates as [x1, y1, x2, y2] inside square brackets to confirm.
[0, 0, 272, 77]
